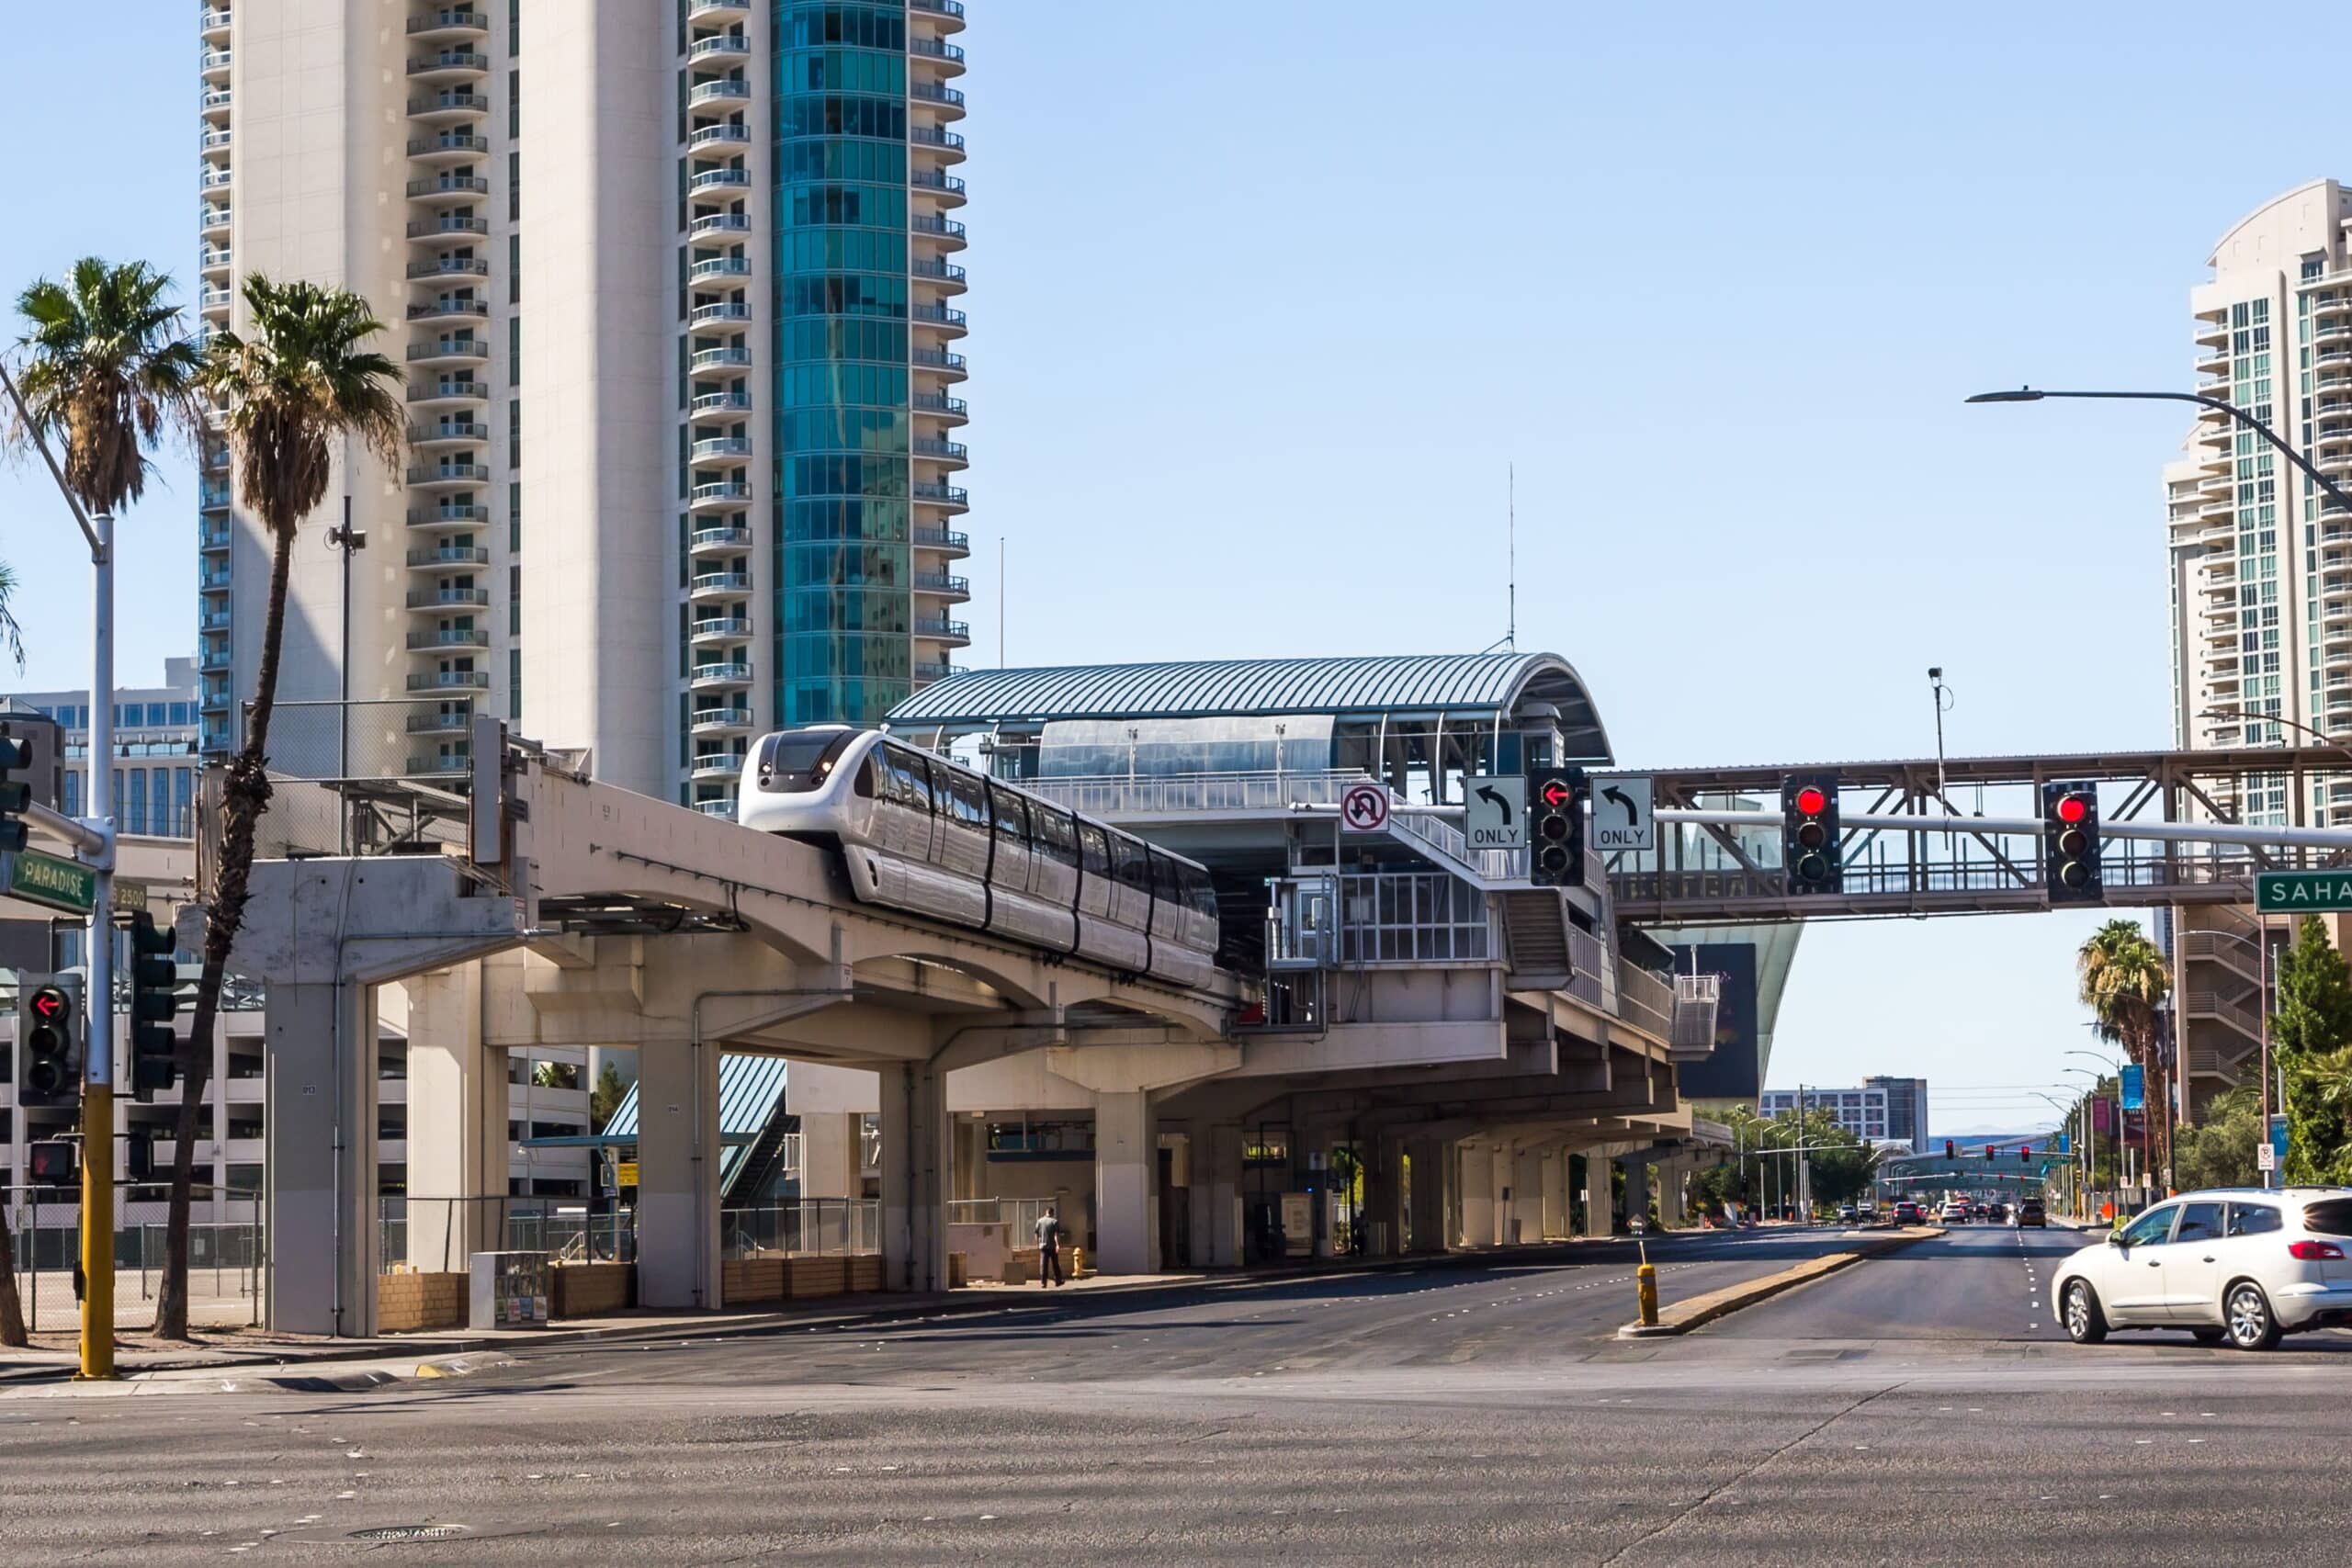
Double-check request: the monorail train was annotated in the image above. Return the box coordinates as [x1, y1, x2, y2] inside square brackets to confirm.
[737, 727, 1221, 989]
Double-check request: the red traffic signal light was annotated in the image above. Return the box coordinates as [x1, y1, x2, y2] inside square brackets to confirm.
[2054, 795, 2088, 825]
[1537, 777, 1574, 810]
[1793, 785, 1827, 815]
[1781, 774, 1843, 895]
[1945, 1139, 1956, 1159]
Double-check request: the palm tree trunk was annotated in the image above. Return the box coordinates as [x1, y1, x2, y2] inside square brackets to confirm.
[154, 525, 294, 1338]
[0, 1199, 26, 1347]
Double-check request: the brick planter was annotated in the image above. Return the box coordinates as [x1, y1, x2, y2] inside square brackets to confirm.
[552, 1262, 634, 1317]
[378, 1269, 466, 1333]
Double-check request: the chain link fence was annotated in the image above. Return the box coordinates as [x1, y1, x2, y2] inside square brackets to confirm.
[3, 1184, 263, 1333]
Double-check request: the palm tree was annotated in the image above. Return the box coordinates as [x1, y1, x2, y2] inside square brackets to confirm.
[153, 276, 402, 1339]
[2076, 918, 2175, 1190]
[5, 257, 202, 1351]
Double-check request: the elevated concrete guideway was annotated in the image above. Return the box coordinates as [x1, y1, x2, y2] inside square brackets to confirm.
[241, 725, 1244, 1337]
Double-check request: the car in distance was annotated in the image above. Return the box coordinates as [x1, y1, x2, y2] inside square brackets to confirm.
[2053, 1188, 2352, 1350]
[1838, 1204, 1859, 1224]
[1971, 1201, 1990, 1220]
[1989, 1201, 2009, 1223]
[2015, 1199, 2046, 1228]
[1940, 1201, 1970, 1225]
[1892, 1200, 1924, 1224]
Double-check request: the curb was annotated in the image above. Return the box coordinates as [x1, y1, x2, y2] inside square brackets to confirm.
[1616, 1225, 1947, 1338]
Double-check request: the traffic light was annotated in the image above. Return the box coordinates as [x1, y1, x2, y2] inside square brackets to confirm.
[2019, 1145, 2031, 1165]
[27, 1138, 77, 1188]
[1528, 767, 1587, 888]
[1984, 1144, 1996, 1162]
[1781, 773, 1843, 894]
[1945, 1139, 1956, 1160]
[18, 973, 83, 1108]
[0, 722, 28, 853]
[126, 909, 181, 1101]
[2042, 781, 2101, 903]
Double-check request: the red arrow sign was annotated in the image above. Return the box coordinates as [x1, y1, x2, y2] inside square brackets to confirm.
[29, 987, 64, 1021]
[1538, 779, 1575, 809]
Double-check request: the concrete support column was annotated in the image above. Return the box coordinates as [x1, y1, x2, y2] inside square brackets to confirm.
[1624, 1158, 1651, 1228]
[265, 978, 379, 1337]
[798, 1111, 861, 1200]
[635, 1036, 722, 1310]
[1187, 1122, 1243, 1268]
[1458, 1142, 1494, 1248]
[1540, 1149, 1567, 1240]
[879, 1060, 949, 1292]
[1581, 1145, 1613, 1239]
[1361, 1137, 1403, 1258]
[1511, 1145, 1544, 1245]
[1091, 1089, 1158, 1275]
[1659, 1158, 1690, 1228]
[401, 964, 505, 1274]
[1407, 1136, 1449, 1253]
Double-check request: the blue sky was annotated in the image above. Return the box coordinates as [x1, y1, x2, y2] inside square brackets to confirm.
[0, 3, 2313, 1133]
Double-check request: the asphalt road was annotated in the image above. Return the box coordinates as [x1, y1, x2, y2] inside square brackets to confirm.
[10, 1224, 2352, 1565]
[1712, 1219, 2084, 1342]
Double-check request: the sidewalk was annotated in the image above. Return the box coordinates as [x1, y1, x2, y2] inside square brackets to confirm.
[0, 1228, 1708, 1388]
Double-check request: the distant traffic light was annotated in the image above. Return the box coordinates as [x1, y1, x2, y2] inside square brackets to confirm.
[2042, 781, 2102, 903]
[2019, 1145, 2031, 1165]
[1945, 1139, 1956, 1160]
[18, 974, 83, 1108]
[1781, 773, 1842, 895]
[0, 722, 28, 854]
[1984, 1144, 1996, 1162]
[127, 909, 182, 1102]
[1528, 767, 1587, 888]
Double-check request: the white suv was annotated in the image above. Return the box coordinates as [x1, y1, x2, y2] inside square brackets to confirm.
[2053, 1188, 2352, 1350]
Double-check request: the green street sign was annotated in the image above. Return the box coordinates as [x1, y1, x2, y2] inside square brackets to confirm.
[4, 848, 95, 916]
[2255, 870, 2352, 914]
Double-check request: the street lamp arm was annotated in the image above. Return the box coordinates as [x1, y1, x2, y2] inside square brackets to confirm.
[1970, 387, 2352, 522]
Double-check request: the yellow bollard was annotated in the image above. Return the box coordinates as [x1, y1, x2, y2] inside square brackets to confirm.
[1634, 1239, 1659, 1328]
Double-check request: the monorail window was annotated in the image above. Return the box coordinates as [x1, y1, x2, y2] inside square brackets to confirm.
[941, 765, 989, 828]
[882, 744, 933, 812]
[1182, 863, 1219, 919]
[1148, 849, 1180, 903]
[1033, 806, 1080, 866]
[988, 782, 1028, 842]
[1113, 835, 1152, 892]
[1078, 822, 1112, 878]
[854, 751, 880, 798]
[756, 728, 858, 793]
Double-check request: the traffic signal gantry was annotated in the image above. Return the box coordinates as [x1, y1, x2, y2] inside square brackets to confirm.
[1528, 766, 1587, 888]
[2041, 781, 2101, 902]
[1781, 773, 1843, 895]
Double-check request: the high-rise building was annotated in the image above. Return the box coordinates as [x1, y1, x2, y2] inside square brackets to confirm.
[1758, 1085, 1895, 1147]
[5, 659, 202, 839]
[1863, 1075, 1930, 1156]
[2166, 179, 2352, 815]
[196, 0, 974, 817]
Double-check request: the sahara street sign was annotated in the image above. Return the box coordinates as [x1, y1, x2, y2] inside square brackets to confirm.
[1462, 774, 1525, 851]
[2255, 870, 2352, 913]
[3, 849, 94, 916]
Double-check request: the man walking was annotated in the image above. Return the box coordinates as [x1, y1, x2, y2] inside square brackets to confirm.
[1034, 1206, 1066, 1288]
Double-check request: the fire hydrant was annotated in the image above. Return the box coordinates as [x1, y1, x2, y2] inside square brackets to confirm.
[1635, 1240, 1659, 1328]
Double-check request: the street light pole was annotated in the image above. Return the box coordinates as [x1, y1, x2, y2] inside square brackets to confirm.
[1967, 387, 2352, 519]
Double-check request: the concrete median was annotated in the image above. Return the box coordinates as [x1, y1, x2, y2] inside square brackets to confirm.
[1617, 1225, 1945, 1338]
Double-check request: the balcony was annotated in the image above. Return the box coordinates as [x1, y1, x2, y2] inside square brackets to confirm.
[688, 483, 752, 513]
[406, 753, 471, 777]
[691, 346, 752, 375]
[910, 304, 967, 335]
[199, 205, 232, 237]
[913, 437, 968, 464]
[690, 616, 752, 643]
[408, 420, 490, 447]
[408, 379, 488, 406]
[689, 211, 752, 239]
[690, 525, 752, 552]
[404, 338, 490, 367]
[911, 257, 967, 290]
[198, 561, 232, 590]
[406, 462, 492, 488]
[199, 639, 232, 672]
[199, 605, 232, 631]
[688, 33, 751, 65]
[914, 572, 970, 599]
[198, 283, 232, 313]
[406, 297, 488, 324]
[407, 214, 490, 242]
[914, 617, 971, 645]
[909, 0, 967, 20]
[406, 546, 491, 568]
[406, 92, 489, 122]
[691, 706, 753, 734]
[201, 6, 231, 38]
[910, 169, 967, 206]
[689, 301, 752, 332]
[407, 587, 492, 610]
[406, 51, 491, 83]
[688, 168, 751, 200]
[407, 131, 491, 164]
[407, 709, 474, 735]
[910, 80, 966, 115]
[913, 660, 958, 682]
[408, 626, 491, 651]
[911, 392, 968, 423]
[690, 391, 753, 420]
[689, 661, 754, 689]
[404, 174, 490, 204]
[694, 797, 739, 818]
[690, 256, 752, 282]
[200, 165, 234, 195]
[200, 127, 233, 161]
[691, 750, 749, 781]
[688, 123, 752, 153]
[912, 213, 967, 246]
[201, 86, 232, 121]
[691, 437, 753, 463]
[200, 245, 232, 278]
[687, 0, 752, 18]
[407, 256, 489, 283]
[407, 670, 491, 692]
[913, 525, 970, 556]
[911, 481, 968, 512]
[688, 78, 752, 109]
[689, 570, 752, 598]
[911, 348, 967, 381]
[199, 516, 232, 549]
[407, 8, 491, 39]
[910, 125, 967, 159]
[910, 36, 967, 69]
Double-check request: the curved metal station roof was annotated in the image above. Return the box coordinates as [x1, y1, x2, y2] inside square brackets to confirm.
[888, 652, 1611, 757]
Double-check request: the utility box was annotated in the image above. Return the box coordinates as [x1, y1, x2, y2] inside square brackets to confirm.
[469, 1250, 550, 1330]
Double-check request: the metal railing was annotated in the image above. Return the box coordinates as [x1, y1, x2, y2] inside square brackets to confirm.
[1336, 871, 1494, 964]
[5, 1183, 262, 1331]
[383, 1195, 636, 1273]
[719, 1198, 880, 1260]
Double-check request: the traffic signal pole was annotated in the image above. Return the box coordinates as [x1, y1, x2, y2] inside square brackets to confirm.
[80, 505, 116, 1381]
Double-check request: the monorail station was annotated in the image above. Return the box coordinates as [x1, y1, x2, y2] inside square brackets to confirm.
[232, 653, 1722, 1336]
